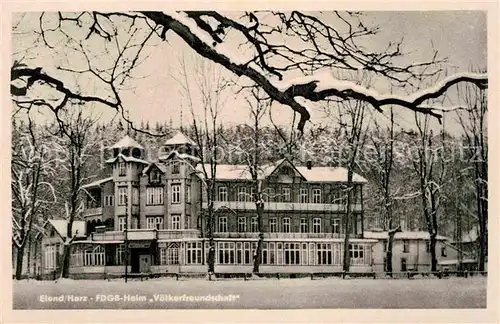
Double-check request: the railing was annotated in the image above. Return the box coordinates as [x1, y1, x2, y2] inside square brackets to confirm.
[202, 201, 362, 212]
[214, 232, 260, 239]
[157, 229, 201, 240]
[91, 231, 124, 241]
[83, 207, 103, 217]
[127, 229, 156, 240]
[213, 232, 364, 239]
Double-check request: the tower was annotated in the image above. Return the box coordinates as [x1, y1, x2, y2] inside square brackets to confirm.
[106, 135, 149, 230]
[159, 131, 200, 230]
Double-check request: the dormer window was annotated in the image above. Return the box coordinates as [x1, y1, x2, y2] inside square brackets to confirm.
[118, 162, 126, 176]
[172, 161, 180, 174]
[150, 170, 161, 183]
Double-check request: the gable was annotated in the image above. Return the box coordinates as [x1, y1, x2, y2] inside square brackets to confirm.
[267, 159, 305, 181]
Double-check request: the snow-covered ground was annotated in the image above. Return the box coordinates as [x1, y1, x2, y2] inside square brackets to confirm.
[12, 276, 486, 309]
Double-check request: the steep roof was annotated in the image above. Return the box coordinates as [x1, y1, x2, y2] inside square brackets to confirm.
[363, 231, 449, 241]
[111, 135, 144, 149]
[164, 131, 197, 146]
[105, 153, 150, 165]
[81, 177, 113, 189]
[48, 219, 86, 239]
[296, 166, 367, 183]
[196, 160, 367, 183]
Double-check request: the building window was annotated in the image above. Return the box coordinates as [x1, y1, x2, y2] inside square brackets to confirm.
[186, 242, 202, 264]
[147, 216, 163, 230]
[171, 215, 181, 230]
[104, 195, 114, 206]
[238, 217, 247, 232]
[218, 216, 228, 232]
[269, 218, 277, 233]
[44, 245, 57, 270]
[116, 244, 125, 265]
[284, 243, 301, 265]
[426, 241, 431, 253]
[172, 161, 180, 174]
[117, 187, 127, 205]
[186, 186, 191, 203]
[332, 218, 340, 234]
[312, 218, 321, 233]
[401, 258, 407, 272]
[250, 217, 258, 232]
[218, 242, 235, 264]
[300, 218, 308, 233]
[161, 243, 180, 265]
[171, 184, 181, 203]
[185, 215, 191, 229]
[312, 188, 322, 204]
[84, 246, 105, 266]
[238, 186, 248, 202]
[349, 244, 365, 265]
[150, 170, 161, 183]
[282, 187, 291, 202]
[235, 242, 252, 264]
[282, 218, 291, 233]
[403, 240, 410, 253]
[441, 246, 447, 257]
[249, 187, 255, 201]
[261, 242, 275, 265]
[118, 162, 126, 176]
[299, 188, 308, 203]
[132, 187, 139, 205]
[317, 243, 333, 265]
[218, 186, 228, 202]
[118, 217, 126, 231]
[147, 187, 164, 205]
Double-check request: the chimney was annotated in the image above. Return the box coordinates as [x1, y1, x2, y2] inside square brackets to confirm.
[306, 160, 313, 170]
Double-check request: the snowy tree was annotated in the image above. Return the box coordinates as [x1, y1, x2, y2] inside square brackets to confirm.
[173, 54, 230, 275]
[51, 108, 99, 278]
[11, 117, 57, 280]
[456, 79, 488, 271]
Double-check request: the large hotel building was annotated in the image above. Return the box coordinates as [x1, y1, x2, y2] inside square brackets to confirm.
[34, 132, 459, 278]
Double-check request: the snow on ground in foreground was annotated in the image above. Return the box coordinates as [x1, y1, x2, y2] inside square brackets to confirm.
[13, 277, 486, 309]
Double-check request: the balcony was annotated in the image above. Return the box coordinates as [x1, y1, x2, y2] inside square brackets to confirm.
[214, 232, 260, 239]
[91, 231, 124, 242]
[126, 229, 156, 240]
[157, 229, 201, 241]
[83, 207, 103, 218]
[202, 201, 362, 212]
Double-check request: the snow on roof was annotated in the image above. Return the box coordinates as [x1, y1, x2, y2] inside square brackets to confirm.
[363, 231, 448, 241]
[196, 160, 367, 183]
[81, 177, 113, 189]
[438, 258, 477, 265]
[164, 131, 197, 146]
[105, 153, 150, 165]
[111, 135, 144, 149]
[158, 150, 201, 162]
[296, 166, 367, 183]
[48, 219, 86, 239]
[142, 162, 167, 175]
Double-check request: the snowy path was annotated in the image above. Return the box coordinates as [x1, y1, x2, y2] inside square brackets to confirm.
[12, 277, 486, 309]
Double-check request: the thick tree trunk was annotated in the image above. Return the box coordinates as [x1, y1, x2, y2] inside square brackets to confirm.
[252, 202, 264, 274]
[386, 231, 395, 277]
[207, 202, 215, 274]
[342, 170, 353, 274]
[15, 244, 25, 280]
[430, 233, 437, 272]
[61, 244, 72, 278]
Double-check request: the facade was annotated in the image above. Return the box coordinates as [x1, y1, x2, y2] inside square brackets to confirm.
[35, 132, 460, 279]
[365, 231, 461, 273]
[36, 132, 379, 278]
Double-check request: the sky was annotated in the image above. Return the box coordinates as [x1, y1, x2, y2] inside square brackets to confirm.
[11, 11, 487, 134]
